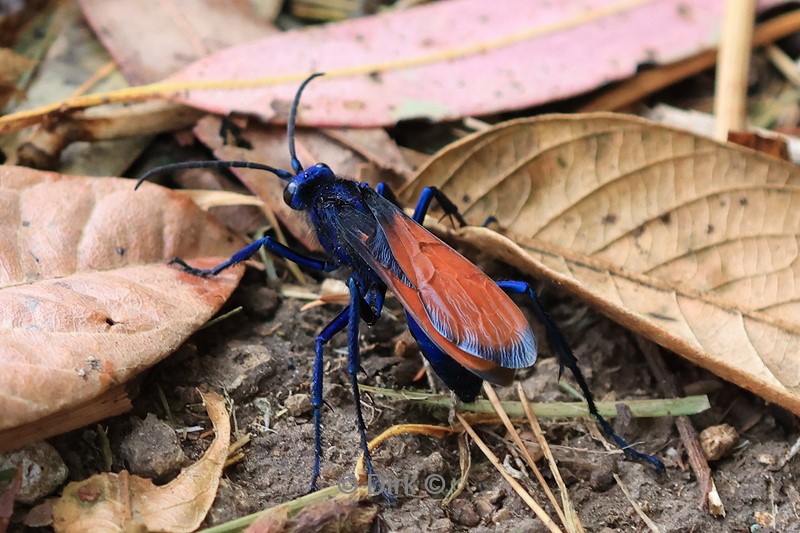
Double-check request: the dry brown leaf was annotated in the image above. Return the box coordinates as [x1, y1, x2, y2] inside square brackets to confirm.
[402, 114, 800, 415]
[52, 391, 230, 533]
[0, 167, 243, 449]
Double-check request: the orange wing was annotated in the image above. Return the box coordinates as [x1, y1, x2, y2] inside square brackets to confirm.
[375, 210, 536, 370]
[384, 268, 518, 385]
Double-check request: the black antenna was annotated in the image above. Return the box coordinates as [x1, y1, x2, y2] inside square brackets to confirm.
[288, 72, 325, 174]
[134, 160, 294, 190]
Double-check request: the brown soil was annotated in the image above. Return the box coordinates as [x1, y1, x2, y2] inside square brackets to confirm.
[37, 263, 800, 532]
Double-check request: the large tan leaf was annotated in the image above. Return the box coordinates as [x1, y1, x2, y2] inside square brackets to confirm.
[53, 391, 230, 533]
[401, 114, 800, 415]
[0, 167, 243, 448]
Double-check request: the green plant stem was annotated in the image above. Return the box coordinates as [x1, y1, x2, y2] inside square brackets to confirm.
[359, 385, 709, 418]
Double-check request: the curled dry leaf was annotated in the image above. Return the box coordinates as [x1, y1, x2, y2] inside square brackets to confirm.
[0, 167, 243, 449]
[52, 391, 230, 533]
[402, 114, 800, 415]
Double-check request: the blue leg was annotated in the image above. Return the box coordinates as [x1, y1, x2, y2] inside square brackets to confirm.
[309, 306, 350, 492]
[308, 286, 386, 492]
[497, 281, 665, 471]
[170, 235, 338, 276]
[345, 277, 392, 498]
[373, 182, 466, 227]
[411, 187, 467, 227]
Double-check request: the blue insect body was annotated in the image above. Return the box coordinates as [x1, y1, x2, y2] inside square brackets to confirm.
[136, 73, 663, 492]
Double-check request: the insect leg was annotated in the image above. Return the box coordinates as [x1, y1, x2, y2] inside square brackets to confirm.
[374, 182, 400, 206]
[411, 187, 467, 227]
[372, 182, 467, 227]
[309, 306, 350, 492]
[497, 280, 665, 471]
[308, 284, 386, 492]
[345, 277, 381, 492]
[170, 236, 338, 277]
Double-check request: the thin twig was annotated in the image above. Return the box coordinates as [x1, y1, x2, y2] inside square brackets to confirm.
[637, 338, 725, 517]
[456, 414, 564, 533]
[517, 383, 584, 533]
[359, 384, 710, 418]
[765, 44, 800, 87]
[442, 432, 471, 505]
[483, 383, 571, 531]
[581, 9, 800, 111]
[713, 0, 756, 140]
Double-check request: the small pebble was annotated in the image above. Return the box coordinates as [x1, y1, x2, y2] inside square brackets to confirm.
[475, 498, 495, 519]
[757, 453, 777, 466]
[0, 442, 67, 504]
[590, 456, 618, 492]
[285, 394, 313, 417]
[120, 413, 186, 479]
[492, 507, 513, 524]
[205, 478, 250, 526]
[418, 451, 447, 479]
[700, 423, 739, 461]
[481, 487, 505, 505]
[449, 499, 481, 527]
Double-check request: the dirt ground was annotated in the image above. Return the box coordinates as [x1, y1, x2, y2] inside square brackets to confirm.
[38, 259, 800, 532]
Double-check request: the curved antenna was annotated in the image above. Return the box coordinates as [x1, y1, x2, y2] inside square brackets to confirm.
[288, 72, 325, 174]
[134, 160, 293, 190]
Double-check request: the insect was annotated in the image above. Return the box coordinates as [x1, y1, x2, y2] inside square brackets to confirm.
[137, 73, 663, 491]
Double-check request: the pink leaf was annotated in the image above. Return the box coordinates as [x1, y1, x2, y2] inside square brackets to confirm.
[79, 0, 277, 84]
[172, 0, 786, 127]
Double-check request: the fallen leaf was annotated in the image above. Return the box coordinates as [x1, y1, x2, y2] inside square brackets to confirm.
[8, 0, 277, 174]
[321, 127, 414, 179]
[0, 167, 243, 449]
[2, 2, 147, 175]
[23, 498, 54, 528]
[78, 0, 277, 84]
[171, 0, 787, 127]
[647, 104, 800, 165]
[402, 114, 800, 415]
[52, 391, 230, 533]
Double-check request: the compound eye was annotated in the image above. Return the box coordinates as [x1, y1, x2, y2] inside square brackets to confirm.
[283, 181, 298, 207]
